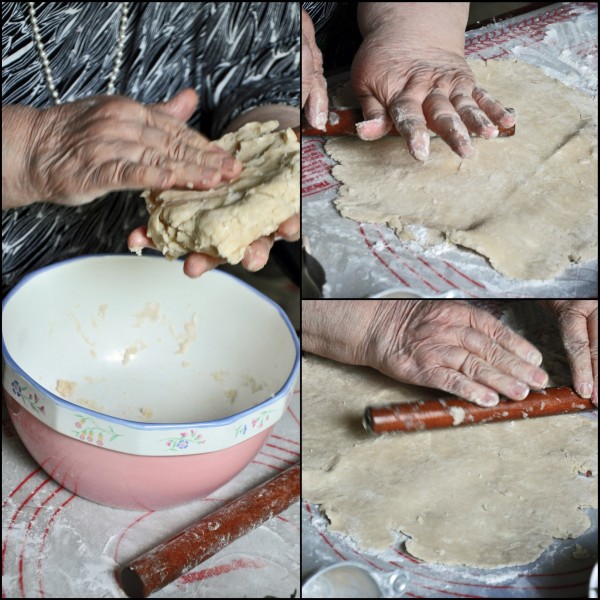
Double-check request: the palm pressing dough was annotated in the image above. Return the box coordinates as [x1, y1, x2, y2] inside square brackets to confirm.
[326, 60, 597, 280]
[144, 121, 299, 263]
[303, 353, 598, 568]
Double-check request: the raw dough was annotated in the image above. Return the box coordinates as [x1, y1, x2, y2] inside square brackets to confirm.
[144, 121, 299, 263]
[326, 60, 597, 280]
[302, 305, 598, 568]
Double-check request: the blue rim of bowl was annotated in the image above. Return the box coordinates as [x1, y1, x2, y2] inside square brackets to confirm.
[2, 254, 300, 431]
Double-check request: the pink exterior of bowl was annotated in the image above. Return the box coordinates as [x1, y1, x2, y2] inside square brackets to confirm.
[5, 392, 271, 510]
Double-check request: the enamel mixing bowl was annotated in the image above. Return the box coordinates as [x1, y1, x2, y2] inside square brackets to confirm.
[2, 255, 299, 510]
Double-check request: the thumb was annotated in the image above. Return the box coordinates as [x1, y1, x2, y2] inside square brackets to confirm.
[152, 88, 199, 122]
[354, 90, 392, 141]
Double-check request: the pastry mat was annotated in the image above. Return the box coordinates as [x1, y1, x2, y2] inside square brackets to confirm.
[1, 388, 300, 598]
[301, 2, 598, 298]
[302, 300, 598, 598]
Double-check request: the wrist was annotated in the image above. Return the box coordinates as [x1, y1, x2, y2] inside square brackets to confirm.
[302, 300, 380, 366]
[2, 104, 42, 209]
[358, 2, 468, 55]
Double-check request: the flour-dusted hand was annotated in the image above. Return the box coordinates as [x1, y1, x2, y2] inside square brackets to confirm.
[303, 300, 549, 407]
[351, 2, 516, 161]
[301, 8, 328, 130]
[2, 89, 241, 209]
[543, 301, 598, 406]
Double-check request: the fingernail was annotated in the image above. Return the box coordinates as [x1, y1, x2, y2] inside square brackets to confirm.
[527, 350, 543, 366]
[459, 144, 475, 158]
[247, 258, 265, 272]
[221, 157, 239, 171]
[578, 383, 593, 398]
[533, 371, 548, 388]
[412, 147, 429, 162]
[315, 112, 327, 131]
[478, 392, 499, 407]
[201, 167, 219, 182]
[513, 381, 529, 400]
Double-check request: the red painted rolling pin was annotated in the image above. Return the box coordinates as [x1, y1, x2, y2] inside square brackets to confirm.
[364, 386, 595, 434]
[301, 107, 516, 137]
[119, 462, 300, 598]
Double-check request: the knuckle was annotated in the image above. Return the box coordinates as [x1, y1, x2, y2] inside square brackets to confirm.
[139, 148, 167, 168]
[563, 338, 590, 358]
[460, 354, 487, 380]
[169, 140, 187, 162]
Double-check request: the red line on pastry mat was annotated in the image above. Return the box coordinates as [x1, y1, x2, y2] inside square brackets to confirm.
[177, 557, 266, 585]
[259, 450, 296, 466]
[390, 557, 592, 592]
[113, 511, 155, 563]
[416, 257, 479, 299]
[391, 548, 423, 565]
[2, 476, 52, 581]
[416, 584, 486, 598]
[36, 493, 77, 599]
[1, 467, 43, 509]
[373, 227, 441, 293]
[443, 261, 487, 290]
[266, 442, 300, 456]
[358, 224, 411, 287]
[270, 433, 300, 446]
[405, 593, 423, 598]
[349, 547, 385, 571]
[252, 460, 285, 472]
[465, 3, 580, 52]
[276, 514, 300, 531]
[304, 501, 348, 561]
[287, 405, 300, 425]
[19, 484, 65, 598]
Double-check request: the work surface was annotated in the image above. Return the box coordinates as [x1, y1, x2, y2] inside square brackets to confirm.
[1, 389, 299, 598]
[302, 3, 598, 298]
[301, 300, 598, 598]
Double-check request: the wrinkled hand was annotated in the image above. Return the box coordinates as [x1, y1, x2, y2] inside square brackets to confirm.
[301, 8, 328, 130]
[544, 301, 598, 406]
[351, 32, 516, 161]
[129, 103, 300, 278]
[128, 215, 299, 278]
[359, 301, 548, 406]
[20, 88, 241, 206]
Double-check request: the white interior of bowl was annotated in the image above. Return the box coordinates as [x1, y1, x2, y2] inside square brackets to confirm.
[3, 256, 298, 424]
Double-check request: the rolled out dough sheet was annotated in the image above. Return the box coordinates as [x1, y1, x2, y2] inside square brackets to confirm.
[302, 312, 598, 568]
[326, 60, 598, 280]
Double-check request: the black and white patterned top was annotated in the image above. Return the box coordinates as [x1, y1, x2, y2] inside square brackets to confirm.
[2, 2, 299, 296]
[302, 1, 359, 70]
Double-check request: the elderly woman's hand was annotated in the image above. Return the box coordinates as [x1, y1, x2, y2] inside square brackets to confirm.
[351, 2, 515, 160]
[303, 300, 549, 407]
[543, 301, 598, 406]
[2, 88, 241, 209]
[128, 102, 300, 278]
[301, 8, 328, 130]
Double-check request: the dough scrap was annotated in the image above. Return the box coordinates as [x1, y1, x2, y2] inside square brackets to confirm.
[326, 60, 598, 280]
[302, 355, 598, 568]
[144, 121, 299, 263]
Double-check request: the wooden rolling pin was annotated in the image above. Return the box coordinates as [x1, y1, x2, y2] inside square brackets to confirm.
[364, 387, 595, 434]
[302, 107, 516, 137]
[120, 462, 299, 598]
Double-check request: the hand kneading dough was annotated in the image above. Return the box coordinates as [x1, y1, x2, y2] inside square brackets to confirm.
[326, 60, 598, 280]
[143, 121, 299, 263]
